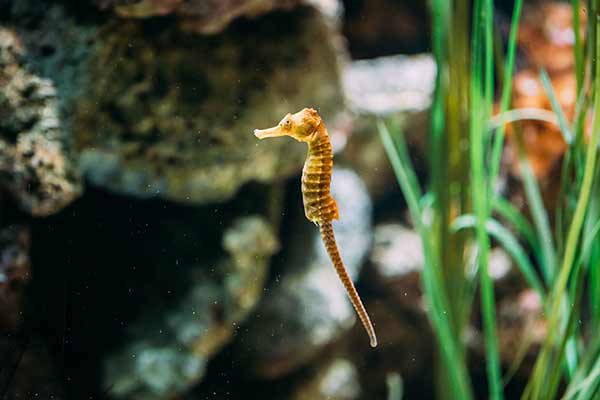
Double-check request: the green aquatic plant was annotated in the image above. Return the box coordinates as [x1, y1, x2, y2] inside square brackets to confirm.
[381, 0, 521, 398]
[380, 0, 600, 398]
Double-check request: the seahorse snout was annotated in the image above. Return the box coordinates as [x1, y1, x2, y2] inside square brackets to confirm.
[254, 126, 284, 139]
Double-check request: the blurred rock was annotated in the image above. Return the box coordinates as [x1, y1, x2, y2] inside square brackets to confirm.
[103, 216, 278, 400]
[4, 3, 345, 206]
[369, 223, 520, 309]
[488, 247, 514, 282]
[106, 1, 301, 30]
[343, 54, 435, 116]
[505, 70, 568, 181]
[369, 224, 424, 313]
[342, 0, 429, 58]
[497, 289, 545, 370]
[291, 358, 361, 400]
[358, 224, 434, 389]
[518, 3, 583, 75]
[467, 288, 545, 378]
[339, 54, 434, 197]
[95, 0, 343, 34]
[371, 224, 423, 276]
[0, 225, 62, 399]
[352, 299, 432, 379]
[73, 7, 345, 204]
[372, 223, 529, 293]
[95, 0, 140, 8]
[0, 338, 65, 400]
[0, 28, 81, 216]
[236, 168, 372, 379]
[0, 225, 30, 331]
[365, 223, 528, 390]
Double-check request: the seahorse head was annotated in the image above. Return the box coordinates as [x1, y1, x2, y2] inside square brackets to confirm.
[254, 108, 322, 142]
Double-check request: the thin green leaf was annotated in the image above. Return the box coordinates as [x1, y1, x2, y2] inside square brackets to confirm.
[572, 0, 583, 93]
[540, 69, 573, 144]
[470, 0, 502, 396]
[489, 0, 523, 186]
[377, 121, 423, 221]
[519, 157, 556, 284]
[492, 196, 541, 259]
[489, 108, 560, 128]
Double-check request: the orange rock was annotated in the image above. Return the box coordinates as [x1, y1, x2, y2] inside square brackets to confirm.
[505, 3, 582, 183]
[518, 3, 585, 74]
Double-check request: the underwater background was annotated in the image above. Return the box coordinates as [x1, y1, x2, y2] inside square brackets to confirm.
[2, 0, 600, 399]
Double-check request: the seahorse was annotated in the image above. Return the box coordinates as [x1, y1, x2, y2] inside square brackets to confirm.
[254, 108, 378, 348]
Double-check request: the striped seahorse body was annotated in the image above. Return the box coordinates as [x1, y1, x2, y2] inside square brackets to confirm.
[302, 126, 339, 223]
[254, 108, 378, 348]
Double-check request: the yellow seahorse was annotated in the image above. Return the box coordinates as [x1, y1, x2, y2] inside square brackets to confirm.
[254, 108, 378, 347]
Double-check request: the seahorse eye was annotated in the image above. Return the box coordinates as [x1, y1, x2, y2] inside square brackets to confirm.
[279, 118, 290, 128]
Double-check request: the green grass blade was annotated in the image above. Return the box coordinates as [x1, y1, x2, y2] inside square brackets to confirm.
[492, 196, 541, 259]
[573, 218, 600, 275]
[452, 215, 546, 300]
[563, 336, 600, 399]
[526, 20, 600, 400]
[488, 108, 560, 128]
[428, 0, 448, 207]
[545, 286, 584, 395]
[388, 118, 424, 206]
[556, 148, 575, 256]
[489, 0, 523, 186]
[378, 120, 473, 400]
[589, 243, 600, 329]
[540, 69, 574, 144]
[470, 0, 502, 396]
[419, 192, 436, 213]
[572, 0, 583, 94]
[585, 164, 600, 329]
[519, 157, 556, 283]
[377, 121, 423, 224]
